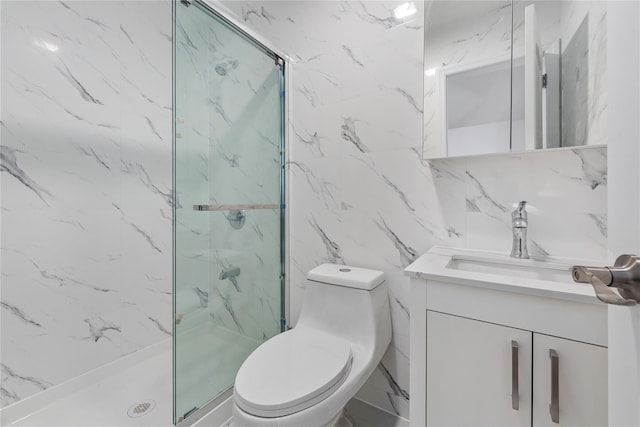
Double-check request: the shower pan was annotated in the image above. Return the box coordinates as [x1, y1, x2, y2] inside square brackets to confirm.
[173, 1, 286, 423]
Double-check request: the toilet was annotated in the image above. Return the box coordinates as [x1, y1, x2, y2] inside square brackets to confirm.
[232, 263, 392, 427]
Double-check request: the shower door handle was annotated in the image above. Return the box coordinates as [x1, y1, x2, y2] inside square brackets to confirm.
[193, 204, 280, 211]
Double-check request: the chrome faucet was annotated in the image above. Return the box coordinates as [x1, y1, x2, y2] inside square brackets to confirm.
[510, 201, 529, 259]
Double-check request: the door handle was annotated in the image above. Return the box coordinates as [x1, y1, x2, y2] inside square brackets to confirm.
[549, 349, 559, 424]
[511, 340, 519, 410]
[573, 267, 636, 306]
[572, 254, 640, 305]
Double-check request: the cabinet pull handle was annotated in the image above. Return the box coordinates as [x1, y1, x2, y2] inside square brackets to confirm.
[550, 349, 560, 423]
[511, 340, 519, 410]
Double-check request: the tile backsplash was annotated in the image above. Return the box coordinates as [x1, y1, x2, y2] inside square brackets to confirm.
[433, 147, 607, 261]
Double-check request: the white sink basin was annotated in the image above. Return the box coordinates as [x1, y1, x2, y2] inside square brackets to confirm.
[446, 254, 573, 283]
[405, 246, 603, 307]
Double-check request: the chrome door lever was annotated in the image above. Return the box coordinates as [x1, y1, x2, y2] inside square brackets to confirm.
[572, 254, 640, 305]
[572, 266, 636, 306]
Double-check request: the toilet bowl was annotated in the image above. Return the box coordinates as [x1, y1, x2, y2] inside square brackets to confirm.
[232, 264, 392, 427]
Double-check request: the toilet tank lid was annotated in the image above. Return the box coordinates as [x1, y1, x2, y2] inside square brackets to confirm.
[307, 264, 385, 290]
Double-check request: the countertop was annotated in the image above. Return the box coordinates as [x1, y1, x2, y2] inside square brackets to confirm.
[405, 246, 606, 305]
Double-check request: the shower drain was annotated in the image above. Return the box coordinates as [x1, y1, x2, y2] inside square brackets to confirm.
[127, 399, 156, 418]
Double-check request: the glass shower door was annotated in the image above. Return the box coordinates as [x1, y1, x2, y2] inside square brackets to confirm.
[173, 1, 284, 422]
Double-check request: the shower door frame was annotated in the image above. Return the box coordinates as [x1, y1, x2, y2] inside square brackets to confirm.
[171, 0, 290, 424]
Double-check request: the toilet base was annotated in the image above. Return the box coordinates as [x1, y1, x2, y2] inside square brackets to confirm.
[230, 408, 353, 427]
[323, 409, 353, 427]
[333, 410, 354, 427]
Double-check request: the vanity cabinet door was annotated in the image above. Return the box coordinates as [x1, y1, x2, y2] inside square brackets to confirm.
[426, 311, 532, 426]
[532, 334, 608, 427]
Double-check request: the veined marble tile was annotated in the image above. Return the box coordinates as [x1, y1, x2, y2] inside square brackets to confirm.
[1, 0, 173, 407]
[522, 147, 607, 214]
[1, 208, 122, 274]
[432, 146, 608, 260]
[1, 2, 122, 135]
[1, 252, 126, 396]
[290, 86, 422, 162]
[463, 148, 606, 215]
[224, 1, 423, 108]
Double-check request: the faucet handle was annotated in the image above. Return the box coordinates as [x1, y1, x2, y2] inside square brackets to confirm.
[512, 201, 528, 219]
[510, 200, 529, 258]
[512, 201, 528, 229]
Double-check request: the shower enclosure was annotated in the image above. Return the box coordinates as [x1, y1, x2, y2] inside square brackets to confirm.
[173, 0, 286, 423]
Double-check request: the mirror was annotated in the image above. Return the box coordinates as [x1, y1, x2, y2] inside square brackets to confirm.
[423, 0, 607, 159]
[512, 0, 607, 150]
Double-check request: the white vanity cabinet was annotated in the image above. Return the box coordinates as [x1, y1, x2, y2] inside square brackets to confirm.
[531, 334, 607, 427]
[406, 247, 609, 427]
[426, 311, 532, 426]
[426, 311, 607, 427]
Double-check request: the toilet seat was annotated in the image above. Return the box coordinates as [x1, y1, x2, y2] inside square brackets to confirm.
[234, 329, 353, 418]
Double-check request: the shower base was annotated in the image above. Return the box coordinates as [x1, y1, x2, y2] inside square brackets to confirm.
[1, 323, 257, 427]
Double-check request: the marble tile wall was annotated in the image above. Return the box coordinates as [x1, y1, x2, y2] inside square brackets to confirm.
[221, 0, 607, 419]
[0, 0, 172, 407]
[435, 147, 608, 260]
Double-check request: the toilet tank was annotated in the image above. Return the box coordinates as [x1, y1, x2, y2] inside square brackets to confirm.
[296, 264, 391, 353]
[307, 264, 385, 290]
